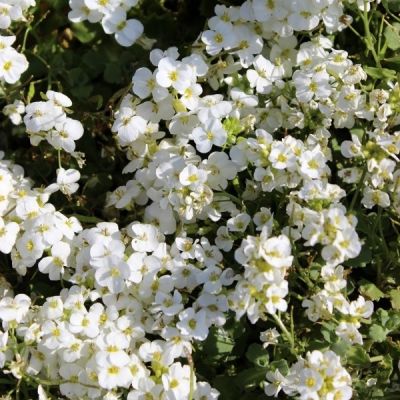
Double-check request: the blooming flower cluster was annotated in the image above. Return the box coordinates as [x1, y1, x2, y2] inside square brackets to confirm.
[230, 226, 292, 323]
[0, 151, 82, 276]
[68, 0, 144, 47]
[0, 284, 219, 399]
[302, 263, 374, 345]
[0, 34, 29, 84]
[0, 154, 227, 398]
[0, 0, 35, 84]
[265, 349, 353, 399]
[0, 0, 399, 398]
[22, 90, 84, 153]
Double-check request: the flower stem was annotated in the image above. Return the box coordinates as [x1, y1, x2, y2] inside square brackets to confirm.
[272, 312, 296, 354]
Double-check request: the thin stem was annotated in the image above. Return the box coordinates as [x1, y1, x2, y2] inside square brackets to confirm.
[377, 207, 391, 261]
[57, 149, 62, 170]
[21, 26, 31, 52]
[377, 15, 385, 55]
[290, 306, 295, 343]
[370, 355, 384, 362]
[272, 312, 296, 354]
[349, 166, 368, 211]
[185, 348, 195, 400]
[360, 1, 382, 68]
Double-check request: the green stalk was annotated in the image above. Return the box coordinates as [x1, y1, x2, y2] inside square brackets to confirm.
[272, 312, 296, 354]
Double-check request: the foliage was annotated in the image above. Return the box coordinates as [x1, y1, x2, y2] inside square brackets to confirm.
[1, 0, 400, 399]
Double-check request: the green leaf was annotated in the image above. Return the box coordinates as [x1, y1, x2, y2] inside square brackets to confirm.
[213, 376, 241, 399]
[384, 311, 400, 331]
[104, 63, 123, 84]
[359, 280, 385, 301]
[200, 326, 236, 363]
[343, 246, 372, 267]
[375, 309, 390, 326]
[389, 289, 400, 310]
[346, 345, 371, 367]
[384, 55, 400, 65]
[384, 23, 400, 50]
[369, 324, 389, 342]
[269, 360, 289, 375]
[72, 22, 97, 44]
[364, 66, 397, 80]
[245, 344, 269, 367]
[88, 94, 104, 111]
[235, 367, 268, 390]
[27, 82, 35, 103]
[331, 339, 351, 357]
[376, 354, 394, 384]
[382, 0, 400, 13]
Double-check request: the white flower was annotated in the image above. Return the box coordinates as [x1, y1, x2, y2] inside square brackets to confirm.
[48, 118, 84, 153]
[162, 362, 191, 400]
[203, 151, 237, 190]
[97, 358, 132, 390]
[348, 296, 374, 319]
[201, 25, 235, 56]
[132, 67, 168, 101]
[94, 257, 130, 293]
[227, 213, 251, 232]
[16, 233, 45, 264]
[156, 57, 194, 92]
[264, 369, 286, 397]
[102, 8, 143, 47]
[261, 235, 293, 269]
[129, 223, 162, 252]
[0, 294, 31, 323]
[260, 328, 280, 348]
[336, 321, 363, 344]
[50, 168, 81, 195]
[246, 55, 276, 94]
[297, 368, 323, 395]
[192, 118, 227, 153]
[46, 90, 72, 108]
[112, 107, 147, 146]
[38, 241, 71, 280]
[362, 188, 390, 208]
[0, 48, 28, 84]
[0, 3, 22, 29]
[288, 0, 321, 31]
[0, 219, 19, 254]
[299, 146, 329, 179]
[68, 0, 102, 23]
[269, 142, 296, 170]
[84, 0, 119, 14]
[177, 308, 209, 340]
[24, 101, 65, 133]
[179, 164, 208, 190]
[3, 99, 25, 125]
[293, 70, 331, 102]
[265, 283, 288, 314]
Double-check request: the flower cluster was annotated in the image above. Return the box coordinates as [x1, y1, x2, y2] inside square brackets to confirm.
[230, 227, 293, 323]
[68, 0, 144, 47]
[22, 90, 84, 153]
[265, 349, 352, 399]
[0, 154, 229, 398]
[0, 151, 82, 276]
[0, 0, 35, 84]
[0, 34, 29, 84]
[302, 264, 374, 345]
[1, 0, 400, 398]
[0, 285, 219, 399]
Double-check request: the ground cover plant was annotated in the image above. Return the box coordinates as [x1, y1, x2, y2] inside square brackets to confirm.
[1, 0, 400, 399]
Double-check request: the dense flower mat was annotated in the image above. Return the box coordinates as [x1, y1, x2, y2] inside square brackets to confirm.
[0, 0, 400, 399]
